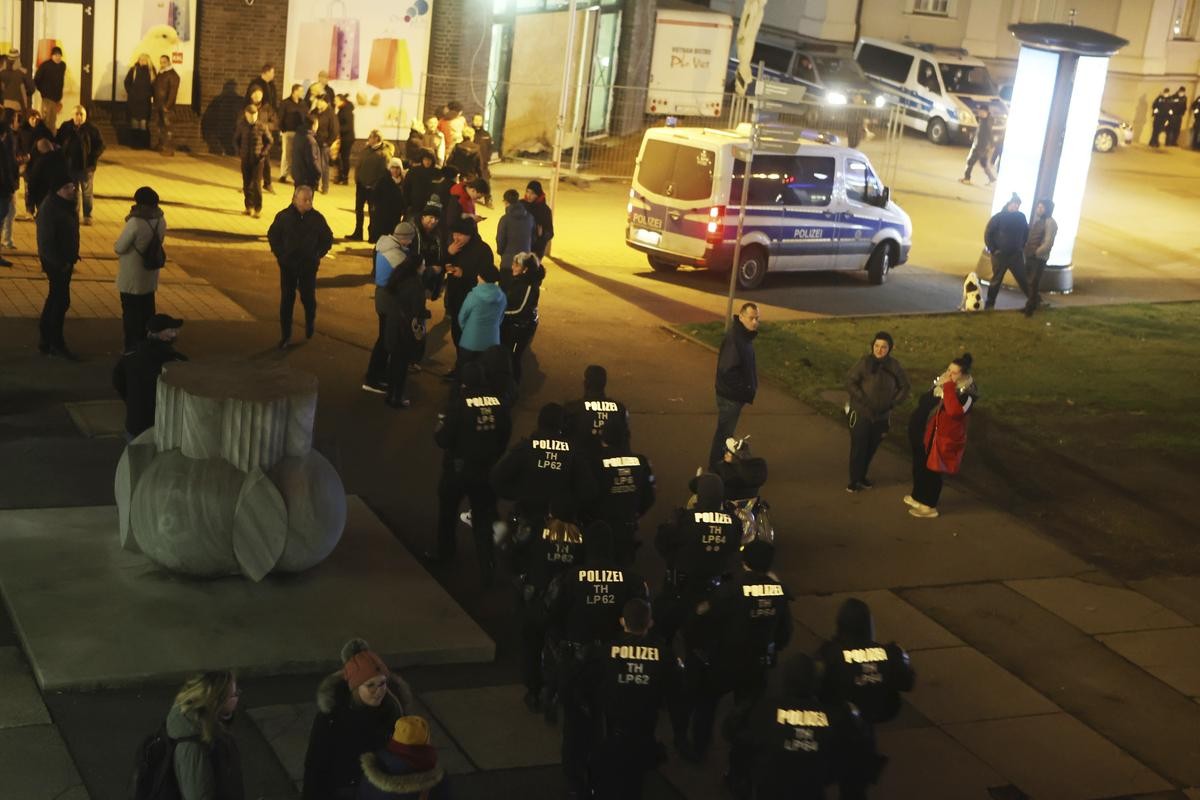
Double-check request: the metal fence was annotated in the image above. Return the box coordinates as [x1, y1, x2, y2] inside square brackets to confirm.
[430, 74, 907, 183]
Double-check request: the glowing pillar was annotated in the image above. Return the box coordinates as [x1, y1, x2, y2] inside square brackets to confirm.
[992, 24, 1127, 293]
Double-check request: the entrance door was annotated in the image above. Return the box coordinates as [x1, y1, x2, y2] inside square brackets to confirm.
[20, 0, 95, 110]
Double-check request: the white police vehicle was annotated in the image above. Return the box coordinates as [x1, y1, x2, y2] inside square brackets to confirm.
[626, 125, 912, 289]
[998, 83, 1133, 153]
[854, 38, 1007, 145]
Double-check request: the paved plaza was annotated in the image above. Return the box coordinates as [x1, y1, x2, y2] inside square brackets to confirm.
[0, 145, 1198, 799]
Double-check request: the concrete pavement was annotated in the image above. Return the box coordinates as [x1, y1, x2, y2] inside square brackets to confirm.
[0, 146, 1198, 799]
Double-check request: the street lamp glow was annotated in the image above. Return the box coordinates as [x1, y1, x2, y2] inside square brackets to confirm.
[825, 91, 848, 105]
[991, 47, 1057, 218]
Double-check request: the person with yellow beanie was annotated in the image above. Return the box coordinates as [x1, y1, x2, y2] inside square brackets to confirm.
[357, 716, 449, 799]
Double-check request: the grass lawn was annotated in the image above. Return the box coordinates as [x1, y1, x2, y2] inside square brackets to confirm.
[680, 302, 1200, 576]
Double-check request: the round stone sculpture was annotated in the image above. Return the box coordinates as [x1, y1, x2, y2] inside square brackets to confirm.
[114, 359, 346, 581]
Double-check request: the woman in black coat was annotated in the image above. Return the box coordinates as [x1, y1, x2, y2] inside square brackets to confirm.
[302, 640, 413, 800]
[124, 54, 155, 149]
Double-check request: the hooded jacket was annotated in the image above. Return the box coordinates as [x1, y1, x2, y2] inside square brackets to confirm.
[357, 140, 394, 188]
[357, 747, 448, 800]
[36, 190, 79, 270]
[1024, 201, 1058, 260]
[402, 159, 440, 218]
[114, 205, 167, 295]
[165, 704, 244, 800]
[458, 280, 507, 352]
[301, 671, 411, 800]
[816, 599, 915, 725]
[443, 236, 493, 315]
[923, 375, 978, 476]
[984, 209, 1029, 256]
[496, 203, 534, 271]
[845, 352, 911, 422]
[521, 195, 554, 254]
[715, 317, 758, 404]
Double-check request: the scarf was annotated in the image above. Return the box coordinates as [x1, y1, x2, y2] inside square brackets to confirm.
[385, 741, 439, 772]
[932, 373, 974, 399]
[126, 203, 163, 223]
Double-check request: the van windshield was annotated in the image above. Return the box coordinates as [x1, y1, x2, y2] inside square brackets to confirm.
[636, 139, 716, 202]
[813, 56, 866, 83]
[939, 64, 996, 96]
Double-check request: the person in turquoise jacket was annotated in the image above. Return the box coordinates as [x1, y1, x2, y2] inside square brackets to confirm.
[456, 261, 506, 370]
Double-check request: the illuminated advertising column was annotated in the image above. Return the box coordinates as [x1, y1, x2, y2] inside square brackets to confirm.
[991, 24, 1127, 293]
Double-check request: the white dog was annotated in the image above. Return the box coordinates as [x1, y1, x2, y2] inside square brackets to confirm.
[961, 271, 983, 312]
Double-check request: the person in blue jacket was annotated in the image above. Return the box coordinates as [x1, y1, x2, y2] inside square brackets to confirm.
[456, 260, 506, 372]
[357, 716, 449, 800]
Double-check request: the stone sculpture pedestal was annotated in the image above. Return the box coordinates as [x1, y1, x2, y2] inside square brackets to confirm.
[114, 360, 346, 581]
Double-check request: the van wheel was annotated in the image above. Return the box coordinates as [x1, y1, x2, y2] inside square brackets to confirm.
[737, 246, 768, 290]
[927, 117, 949, 145]
[867, 243, 892, 285]
[1093, 129, 1117, 153]
[647, 255, 678, 272]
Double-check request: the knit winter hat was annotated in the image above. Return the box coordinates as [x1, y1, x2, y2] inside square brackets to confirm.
[392, 716, 431, 746]
[342, 640, 389, 692]
[393, 221, 417, 239]
[388, 157, 403, 169]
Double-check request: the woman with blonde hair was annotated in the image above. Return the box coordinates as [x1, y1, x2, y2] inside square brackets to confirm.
[167, 669, 245, 800]
[124, 53, 156, 149]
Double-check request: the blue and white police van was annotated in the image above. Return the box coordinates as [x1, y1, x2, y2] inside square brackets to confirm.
[854, 37, 1007, 146]
[625, 125, 912, 289]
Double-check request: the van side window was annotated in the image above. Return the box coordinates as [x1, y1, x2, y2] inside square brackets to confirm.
[917, 60, 941, 94]
[637, 140, 716, 201]
[750, 43, 794, 74]
[845, 159, 882, 205]
[856, 43, 913, 84]
[731, 157, 785, 206]
[793, 55, 817, 84]
[732, 155, 834, 207]
[783, 156, 835, 207]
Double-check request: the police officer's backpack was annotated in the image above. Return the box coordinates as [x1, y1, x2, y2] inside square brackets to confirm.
[129, 725, 197, 800]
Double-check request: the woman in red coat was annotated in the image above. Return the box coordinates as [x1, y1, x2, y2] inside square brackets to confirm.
[904, 353, 978, 518]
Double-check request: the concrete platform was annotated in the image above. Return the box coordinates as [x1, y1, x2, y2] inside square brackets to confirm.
[0, 646, 49, 729]
[1098, 627, 1200, 698]
[0, 725, 89, 800]
[1007, 577, 1192, 634]
[905, 647, 1059, 725]
[63, 400, 125, 439]
[0, 498, 493, 690]
[420, 685, 561, 771]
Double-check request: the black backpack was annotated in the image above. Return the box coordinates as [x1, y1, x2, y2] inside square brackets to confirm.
[136, 219, 167, 271]
[130, 725, 197, 800]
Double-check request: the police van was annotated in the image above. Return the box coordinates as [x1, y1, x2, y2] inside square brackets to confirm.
[854, 37, 1007, 145]
[625, 125, 912, 289]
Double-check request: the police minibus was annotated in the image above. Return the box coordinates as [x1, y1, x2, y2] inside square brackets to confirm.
[625, 125, 912, 289]
[854, 37, 1007, 145]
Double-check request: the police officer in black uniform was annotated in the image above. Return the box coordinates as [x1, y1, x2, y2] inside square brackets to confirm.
[513, 505, 587, 714]
[726, 654, 873, 800]
[492, 402, 596, 546]
[815, 597, 915, 799]
[563, 364, 630, 455]
[587, 598, 684, 800]
[585, 416, 655, 566]
[678, 539, 792, 762]
[547, 522, 647, 797]
[653, 472, 742, 645]
[426, 360, 512, 584]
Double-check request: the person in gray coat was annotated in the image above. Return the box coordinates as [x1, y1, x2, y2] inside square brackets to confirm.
[495, 188, 533, 272]
[166, 670, 244, 800]
[113, 186, 166, 352]
[845, 331, 910, 492]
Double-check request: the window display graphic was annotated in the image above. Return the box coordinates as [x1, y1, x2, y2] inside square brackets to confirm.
[285, 0, 434, 139]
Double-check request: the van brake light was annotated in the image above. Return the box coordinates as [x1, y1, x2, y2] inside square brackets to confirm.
[706, 205, 725, 242]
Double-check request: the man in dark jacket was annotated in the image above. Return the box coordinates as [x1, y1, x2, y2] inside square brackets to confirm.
[470, 112, 492, 179]
[152, 55, 180, 155]
[1149, 87, 1171, 147]
[368, 158, 406, 243]
[36, 173, 80, 358]
[445, 127, 483, 181]
[958, 106, 994, 185]
[55, 105, 104, 225]
[403, 148, 439, 221]
[234, 104, 272, 218]
[709, 302, 759, 469]
[279, 83, 306, 183]
[112, 314, 188, 439]
[247, 86, 277, 194]
[983, 193, 1030, 309]
[290, 115, 322, 190]
[442, 217, 495, 372]
[1166, 86, 1188, 147]
[313, 95, 337, 194]
[845, 331, 910, 492]
[267, 186, 333, 348]
[0, 49, 36, 114]
[522, 180, 554, 258]
[334, 94, 355, 185]
[33, 47, 66, 133]
[24, 137, 65, 214]
[349, 131, 392, 240]
[496, 189, 534, 272]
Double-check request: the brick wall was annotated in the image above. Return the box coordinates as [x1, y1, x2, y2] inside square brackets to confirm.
[424, 0, 494, 121]
[194, 0, 291, 155]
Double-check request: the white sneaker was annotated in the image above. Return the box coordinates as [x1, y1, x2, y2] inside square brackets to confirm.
[902, 495, 920, 508]
[459, 510, 472, 526]
[908, 506, 940, 519]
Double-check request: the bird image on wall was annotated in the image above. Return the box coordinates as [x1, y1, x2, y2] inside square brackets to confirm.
[130, 24, 182, 67]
